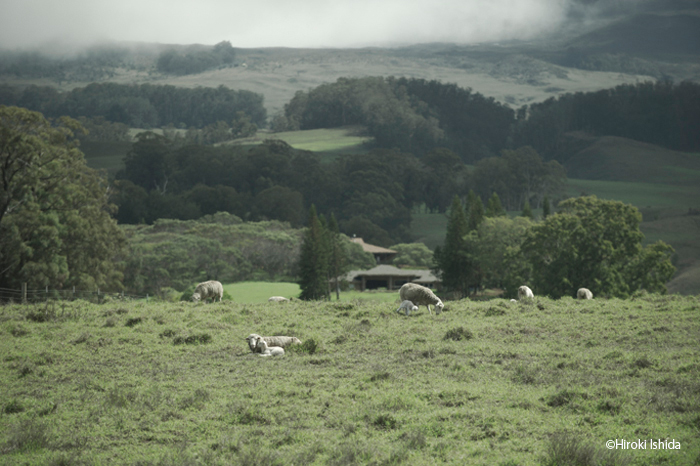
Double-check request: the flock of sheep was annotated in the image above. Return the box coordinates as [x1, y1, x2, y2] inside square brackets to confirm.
[190, 280, 593, 357]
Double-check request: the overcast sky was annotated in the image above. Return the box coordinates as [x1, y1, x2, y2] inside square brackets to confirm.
[0, 0, 646, 50]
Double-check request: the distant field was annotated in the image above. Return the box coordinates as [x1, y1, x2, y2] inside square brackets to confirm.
[225, 127, 371, 158]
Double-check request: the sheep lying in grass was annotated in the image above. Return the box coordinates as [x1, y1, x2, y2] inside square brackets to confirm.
[256, 339, 285, 357]
[398, 283, 444, 315]
[191, 280, 223, 303]
[577, 288, 593, 300]
[518, 285, 534, 301]
[268, 296, 290, 303]
[245, 333, 302, 353]
[395, 300, 419, 316]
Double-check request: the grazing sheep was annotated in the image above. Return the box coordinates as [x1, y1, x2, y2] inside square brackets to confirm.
[518, 286, 534, 301]
[191, 280, 223, 303]
[577, 288, 593, 300]
[268, 296, 290, 303]
[398, 283, 444, 315]
[510, 299, 517, 303]
[395, 300, 419, 316]
[245, 333, 302, 353]
[256, 339, 285, 357]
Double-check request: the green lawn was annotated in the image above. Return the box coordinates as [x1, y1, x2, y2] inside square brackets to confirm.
[1, 295, 698, 465]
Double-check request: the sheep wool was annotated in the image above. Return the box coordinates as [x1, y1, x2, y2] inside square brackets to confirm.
[396, 300, 419, 316]
[398, 283, 444, 315]
[256, 339, 285, 357]
[577, 288, 593, 300]
[518, 285, 534, 301]
[245, 334, 302, 353]
[191, 280, 223, 302]
[268, 296, 290, 303]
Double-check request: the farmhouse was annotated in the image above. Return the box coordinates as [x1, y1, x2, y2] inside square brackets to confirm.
[350, 237, 397, 264]
[344, 264, 440, 291]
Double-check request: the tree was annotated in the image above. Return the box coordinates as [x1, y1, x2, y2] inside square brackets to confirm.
[467, 216, 533, 295]
[466, 190, 484, 232]
[521, 200, 534, 219]
[433, 196, 472, 297]
[390, 243, 434, 268]
[521, 196, 675, 298]
[542, 195, 551, 219]
[0, 106, 125, 290]
[485, 192, 506, 217]
[298, 205, 329, 300]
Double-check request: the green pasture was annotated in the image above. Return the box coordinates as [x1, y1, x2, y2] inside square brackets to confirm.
[566, 178, 700, 210]
[1, 295, 698, 465]
[224, 281, 404, 305]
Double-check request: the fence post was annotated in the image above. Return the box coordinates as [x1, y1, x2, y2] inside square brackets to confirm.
[22, 283, 27, 304]
[97, 287, 100, 304]
[73, 286, 75, 301]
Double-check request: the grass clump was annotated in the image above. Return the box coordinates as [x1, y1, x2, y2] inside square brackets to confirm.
[542, 431, 631, 466]
[444, 326, 473, 341]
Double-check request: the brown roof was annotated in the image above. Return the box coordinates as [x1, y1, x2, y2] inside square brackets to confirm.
[346, 265, 420, 280]
[350, 237, 397, 254]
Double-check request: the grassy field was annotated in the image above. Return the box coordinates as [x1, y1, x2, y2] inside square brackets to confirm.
[1, 295, 698, 465]
[225, 127, 371, 158]
[224, 281, 402, 304]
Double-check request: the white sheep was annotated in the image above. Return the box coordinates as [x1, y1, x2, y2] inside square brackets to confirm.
[577, 288, 593, 300]
[395, 300, 419, 316]
[398, 283, 444, 315]
[191, 280, 223, 303]
[517, 285, 534, 301]
[268, 296, 290, 303]
[245, 333, 302, 353]
[256, 339, 285, 357]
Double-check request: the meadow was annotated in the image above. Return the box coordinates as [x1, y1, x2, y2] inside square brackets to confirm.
[1, 294, 698, 465]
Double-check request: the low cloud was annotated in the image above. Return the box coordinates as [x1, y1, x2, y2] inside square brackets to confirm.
[0, 0, 651, 50]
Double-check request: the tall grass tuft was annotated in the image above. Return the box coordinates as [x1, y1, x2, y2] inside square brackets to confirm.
[541, 431, 631, 466]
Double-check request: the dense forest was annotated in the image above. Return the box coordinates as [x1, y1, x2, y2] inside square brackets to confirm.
[0, 82, 266, 129]
[281, 77, 700, 161]
[111, 134, 565, 246]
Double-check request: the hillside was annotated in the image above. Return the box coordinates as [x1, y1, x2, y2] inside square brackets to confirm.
[565, 135, 700, 185]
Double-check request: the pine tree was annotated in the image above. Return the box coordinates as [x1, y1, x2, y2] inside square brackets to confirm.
[521, 200, 534, 219]
[485, 192, 506, 217]
[433, 196, 472, 297]
[466, 190, 484, 231]
[298, 205, 329, 300]
[542, 196, 551, 219]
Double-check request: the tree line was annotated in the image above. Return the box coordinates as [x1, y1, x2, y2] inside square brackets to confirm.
[112, 133, 566, 246]
[156, 41, 236, 75]
[0, 82, 266, 129]
[279, 77, 700, 162]
[276, 77, 514, 160]
[512, 80, 700, 161]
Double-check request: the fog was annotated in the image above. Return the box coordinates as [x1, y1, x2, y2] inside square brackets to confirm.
[0, 0, 651, 50]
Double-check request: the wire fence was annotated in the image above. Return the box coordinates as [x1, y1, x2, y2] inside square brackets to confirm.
[0, 286, 150, 305]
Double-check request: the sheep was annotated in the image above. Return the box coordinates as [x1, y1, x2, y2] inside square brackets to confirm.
[245, 333, 302, 353]
[517, 285, 534, 301]
[256, 339, 285, 357]
[268, 296, 290, 303]
[398, 283, 444, 315]
[577, 288, 593, 300]
[191, 280, 223, 303]
[395, 300, 419, 316]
